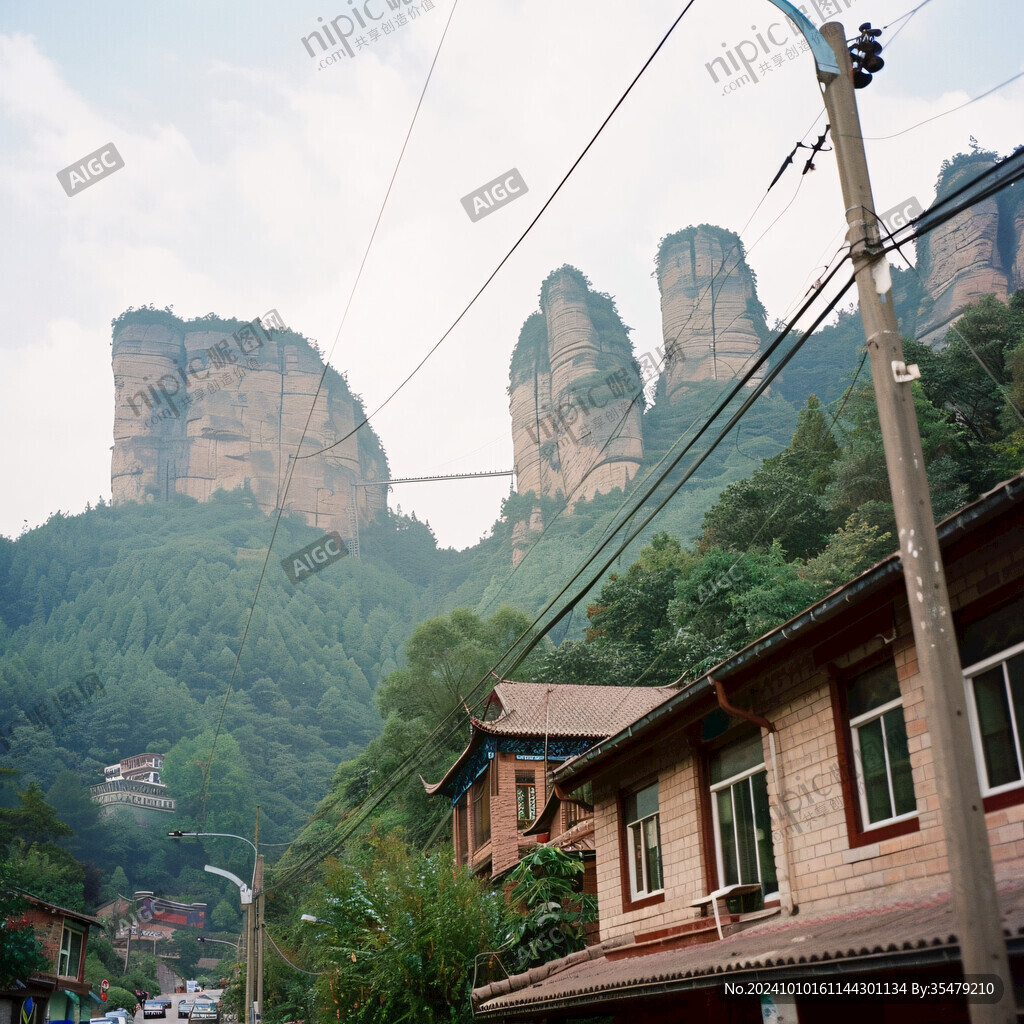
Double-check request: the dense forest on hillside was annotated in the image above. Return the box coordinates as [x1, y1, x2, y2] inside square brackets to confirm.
[2, 278, 1022, 1005]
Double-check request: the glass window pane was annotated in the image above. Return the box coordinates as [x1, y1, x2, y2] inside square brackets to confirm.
[974, 666, 1020, 788]
[633, 782, 658, 822]
[631, 823, 644, 893]
[960, 595, 1024, 667]
[883, 707, 916, 816]
[858, 718, 894, 823]
[734, 779, 758, 885]
[1010, 653, 1024, 764]
[847, 661, 901, 719]
[716, 788, 738, 886]
[710, 733, 764, 784]
[68, 931, 83, 978]
[751, 770, 777, 892]
[643, 816, 663, 892]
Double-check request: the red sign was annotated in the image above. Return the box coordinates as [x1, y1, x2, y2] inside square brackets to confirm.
[101, 981, 109, 992]
[100, 994, 107, 1003]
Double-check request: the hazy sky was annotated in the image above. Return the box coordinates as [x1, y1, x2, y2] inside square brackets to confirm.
[1, 0, 1022, 550]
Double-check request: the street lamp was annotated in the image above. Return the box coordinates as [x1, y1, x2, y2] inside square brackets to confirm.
[168, 830, 263, 1024]
[299, 915, 319, 924]
[167, 831, 258, 860]
[198, 937, 241, 953]
[203, 864, 252, 905]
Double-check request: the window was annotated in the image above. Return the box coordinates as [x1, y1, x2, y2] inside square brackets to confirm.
[455, 794, 469, 864]
[472, 772, 491, 849]
[58, 924, 84, 978]
[847, 661, 916, 829]
[515, 772, 536, 827]
[961, 595, 1024, 801]
[709, 733, 777, 900]
[625, 782, 663, 900]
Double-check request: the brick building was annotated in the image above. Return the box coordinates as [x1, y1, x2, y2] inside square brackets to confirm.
[472, 473, 1024, 1022]
[0, 895, 101, 1024]
[422, 682, 676, 880]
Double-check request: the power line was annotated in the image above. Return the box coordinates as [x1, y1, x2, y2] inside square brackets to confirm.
[197, 0, 462, 823]
[298, 1, 700, 465]
[270, 159, 1024, 885]
[268, 257, 859, 889]
[860, 70, 1024, 141]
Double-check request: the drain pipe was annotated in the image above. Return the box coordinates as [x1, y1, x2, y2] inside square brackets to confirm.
[711, 677, 795, 915]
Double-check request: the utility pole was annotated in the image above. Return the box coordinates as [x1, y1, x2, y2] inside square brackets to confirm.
[254, 855, 265, 1024]
[815, 20, 1013, 1021]
[243, 897, 254, 1024]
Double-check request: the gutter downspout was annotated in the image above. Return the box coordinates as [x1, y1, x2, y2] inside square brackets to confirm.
[711, 678, 795, 916]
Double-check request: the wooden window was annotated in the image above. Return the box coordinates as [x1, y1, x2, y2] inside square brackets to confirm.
[472, 771, 491, 848]
[515, 771, 536, 827]
[455, 794, 469, 864]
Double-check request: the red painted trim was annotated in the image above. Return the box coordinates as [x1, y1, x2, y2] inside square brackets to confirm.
[983, 784, 1024, 814]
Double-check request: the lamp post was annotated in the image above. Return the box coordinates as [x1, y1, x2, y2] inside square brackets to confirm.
[766, 4, 1014, 1019]
[169, 831, 263, 1024]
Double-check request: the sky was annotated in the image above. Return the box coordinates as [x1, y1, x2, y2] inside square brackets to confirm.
[1, 0, 1022, 551]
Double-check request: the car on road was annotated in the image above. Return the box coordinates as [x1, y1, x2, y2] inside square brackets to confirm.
[188, 999, 218, 1024]
[154, 998, 173, 1009]
[105, 1011, 131, 1024]
[177, 1001, 192, 1019]
[143, 1001, 167, 1019]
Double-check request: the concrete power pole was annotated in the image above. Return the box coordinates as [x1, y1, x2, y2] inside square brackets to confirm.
[244, 898, 254, 1024]
[254, 855, 265, 1024]
[817, 21, 1013, 1021]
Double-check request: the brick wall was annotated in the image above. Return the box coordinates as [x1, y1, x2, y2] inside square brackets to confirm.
[589, 514, 1024, 940]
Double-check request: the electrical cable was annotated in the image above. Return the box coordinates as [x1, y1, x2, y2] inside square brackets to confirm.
[272, 159, 1024, 882]
[859, 70, 1024, 141]
[268, 258, 859, 889]
[298, 1, 699, 464]
[198, 0, 701, 818]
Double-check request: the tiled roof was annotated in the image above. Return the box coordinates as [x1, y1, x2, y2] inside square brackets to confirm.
[475, 682, 678, 738]
[421, 683, 677, 797]
[473, 881, 1024, 1016]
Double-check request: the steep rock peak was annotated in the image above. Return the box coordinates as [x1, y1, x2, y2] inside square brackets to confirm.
[110, 307, 389, 542]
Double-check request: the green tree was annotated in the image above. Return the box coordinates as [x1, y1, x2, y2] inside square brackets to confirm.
[503, 846, 596, 973]
[700, 395, 841, 560]
[302, 832, 509, 1024]
[0, 864, 47, 987]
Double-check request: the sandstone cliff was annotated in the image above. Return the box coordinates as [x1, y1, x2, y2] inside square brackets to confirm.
[111, 310, 389, 542]
[915, 150, 1024, 345]
[509, 267, 645, 506]
[656, 225, 770, 402]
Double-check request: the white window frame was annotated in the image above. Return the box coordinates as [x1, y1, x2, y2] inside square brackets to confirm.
[57, 924, 85, 978]
[849, 693, 918, 832]
[625, 782, 664, 901]
[710, 759, 778, 903]
[963, 637, 1024, 798]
